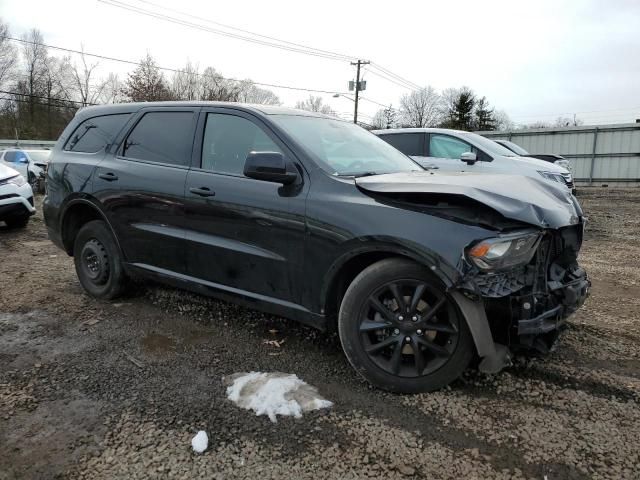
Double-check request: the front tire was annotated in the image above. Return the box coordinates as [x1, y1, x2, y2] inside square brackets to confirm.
[4, 214, 30, 228]
[338, 258, 474, 393]
[73, 220, 126, 299]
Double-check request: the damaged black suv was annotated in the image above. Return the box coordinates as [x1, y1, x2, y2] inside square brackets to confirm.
[44, 102, 590, 393]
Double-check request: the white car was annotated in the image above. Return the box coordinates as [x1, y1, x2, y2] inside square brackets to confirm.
[0, 148, 51, 193]
[373, 128, 575, 194]
[0, 163, 35, 228]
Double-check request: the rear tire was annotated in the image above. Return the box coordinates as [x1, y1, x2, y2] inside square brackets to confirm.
[73, 220, 126, 299]
[338, 258, 474, 393]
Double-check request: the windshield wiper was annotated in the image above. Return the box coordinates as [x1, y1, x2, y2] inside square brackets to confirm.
[339, 171, 380, 178]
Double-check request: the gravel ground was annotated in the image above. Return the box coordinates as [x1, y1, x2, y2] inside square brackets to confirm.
[1, 188, 639, 479]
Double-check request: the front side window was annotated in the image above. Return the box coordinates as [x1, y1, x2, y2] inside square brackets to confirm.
[271, 115, 419, 176]
[429, 134, 472, 160]
[201, 113, 282, 175]
[65, 114, 131, 153]
[123, 111, 195, 166]
[379, 133, 424, 157]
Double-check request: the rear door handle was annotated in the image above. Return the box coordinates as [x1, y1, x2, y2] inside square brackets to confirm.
[189, 187, 216, 197]
[98, 172, 118, 181]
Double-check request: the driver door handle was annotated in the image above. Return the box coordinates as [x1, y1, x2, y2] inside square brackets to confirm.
[190, 187, 216, 197]
[98, 172, 118, 181]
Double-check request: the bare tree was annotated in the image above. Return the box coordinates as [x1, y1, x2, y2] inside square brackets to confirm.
[71, 47, 106, 106]
[237, 81, 280, 105]
[200, 66, 242, 101]
[554, 115, 583, 127]
[0, 19, 18, 87]
[371, 105, 397, 129]
[493, 110, 514, 131]
[171, 61, 201, 100]
[399, 86, 443, 127]
[20, 29, 48, 107]
[99, 73, 126, 104]
[295, 95, 334, 115]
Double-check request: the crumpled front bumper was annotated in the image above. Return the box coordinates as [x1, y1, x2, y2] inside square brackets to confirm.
[517, 271, 590, 335]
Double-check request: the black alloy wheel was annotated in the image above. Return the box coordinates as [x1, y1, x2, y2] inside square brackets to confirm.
[338, 258, 474, 393]
[359, 279, 459, 378]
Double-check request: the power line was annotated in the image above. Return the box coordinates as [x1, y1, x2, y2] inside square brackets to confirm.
[369, 63, 421, 90]
[97, 0, 353, 62]
[130, 0, 357, 62]
[2, 36, 347, 95]
[364, 68, 415, 90]
[0, 89, 95, 106]
[98, 0, 422, 93]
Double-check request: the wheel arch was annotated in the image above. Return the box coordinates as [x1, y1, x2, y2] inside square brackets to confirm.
[321, 244, 458, 332]
[59, 197, 122, 257]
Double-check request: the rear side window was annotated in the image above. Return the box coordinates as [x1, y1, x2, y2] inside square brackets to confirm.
[379, 133, 424, 156]
[123, 112, 195, 166]
[64, 114, 131, 153]
[201, 113, 282, 175]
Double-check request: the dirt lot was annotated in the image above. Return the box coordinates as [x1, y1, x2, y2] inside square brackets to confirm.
[1, 188, 639, 479]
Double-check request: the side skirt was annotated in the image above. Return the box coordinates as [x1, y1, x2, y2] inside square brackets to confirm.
[125, 263, 327, 331]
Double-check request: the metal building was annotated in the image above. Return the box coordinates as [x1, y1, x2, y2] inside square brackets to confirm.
[479, 123, 640, 186]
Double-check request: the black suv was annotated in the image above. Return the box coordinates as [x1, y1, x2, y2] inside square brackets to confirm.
[44, 102, 589, 393]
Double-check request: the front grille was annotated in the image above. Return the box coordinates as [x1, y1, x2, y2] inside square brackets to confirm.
[476, 267, 528, 297]
[0, 193, 19, 200]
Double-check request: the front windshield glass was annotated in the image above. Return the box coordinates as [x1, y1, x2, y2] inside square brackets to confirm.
[460, 132, 519, 157]
[26, 151, 51, 162]
[499, 140, 529, 156]
[271, 115, 420, 176]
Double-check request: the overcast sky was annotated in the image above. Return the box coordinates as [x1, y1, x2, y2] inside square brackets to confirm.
[2, 0, 639, 125]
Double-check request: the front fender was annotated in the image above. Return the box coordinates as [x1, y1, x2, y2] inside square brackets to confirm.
[319, 237, 463, 315]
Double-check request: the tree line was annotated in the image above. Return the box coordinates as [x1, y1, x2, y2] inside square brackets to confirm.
[0, 21, 281, 140]
[369, 86, 514, 131]
[0, 18, 579, 140]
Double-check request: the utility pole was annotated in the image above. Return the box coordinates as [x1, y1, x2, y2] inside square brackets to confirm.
[350, 60, 370, 124]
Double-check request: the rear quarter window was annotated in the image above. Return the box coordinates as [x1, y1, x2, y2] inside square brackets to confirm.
[64, 114, 132, 153]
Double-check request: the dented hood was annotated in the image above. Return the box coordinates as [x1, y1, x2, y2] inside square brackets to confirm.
[355, 171, 582, 229]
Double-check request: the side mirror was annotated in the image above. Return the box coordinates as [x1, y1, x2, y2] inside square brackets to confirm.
[460, 151, 477, 165]
[244, 151, 297, 185]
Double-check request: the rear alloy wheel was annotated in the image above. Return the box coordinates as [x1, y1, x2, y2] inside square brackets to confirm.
[339, 258, 474, 393]
[73, 220, 126, 299]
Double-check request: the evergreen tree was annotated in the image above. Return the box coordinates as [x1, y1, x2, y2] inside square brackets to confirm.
[474, 96, 496, 130]
[122, 54, 172, 102]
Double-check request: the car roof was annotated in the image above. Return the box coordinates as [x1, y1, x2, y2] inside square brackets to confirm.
[75, 101, 337, 121]
[371, 127, 473, 136]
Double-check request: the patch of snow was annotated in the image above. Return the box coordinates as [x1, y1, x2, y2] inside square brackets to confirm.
[226, 372, 333, 423]
[191, 430, 208, 453]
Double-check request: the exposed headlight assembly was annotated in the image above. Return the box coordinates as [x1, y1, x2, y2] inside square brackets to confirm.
[467, 232, 541, 270]
[537, 170, 564, 183]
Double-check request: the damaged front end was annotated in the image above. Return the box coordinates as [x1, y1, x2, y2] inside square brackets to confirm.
[460, 224, 590, 372]
[355, 171, 591, 374]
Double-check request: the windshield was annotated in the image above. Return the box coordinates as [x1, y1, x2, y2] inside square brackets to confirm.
[26, 150, 51, 162]
[498, 140, 529, 156]
[271, 115, 420, 176]
[459, 132, 520, 157]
